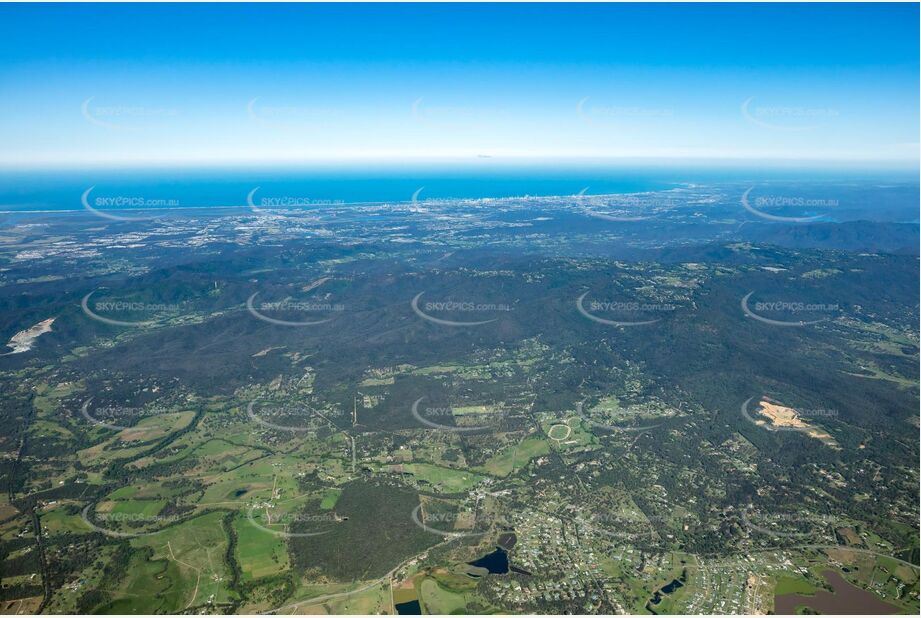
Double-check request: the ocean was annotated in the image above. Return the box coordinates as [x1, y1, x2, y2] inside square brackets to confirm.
[0, 163, 916, 213]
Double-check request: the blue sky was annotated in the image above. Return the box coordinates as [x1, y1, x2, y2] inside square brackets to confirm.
[0, 3, 917, 167]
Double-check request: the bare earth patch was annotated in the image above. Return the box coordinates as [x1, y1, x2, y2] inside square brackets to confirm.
[4, 317, 54, 354]
[755, 400, 839, 448]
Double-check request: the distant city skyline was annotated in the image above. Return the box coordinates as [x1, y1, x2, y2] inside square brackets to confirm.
[0, 3, 918, 167]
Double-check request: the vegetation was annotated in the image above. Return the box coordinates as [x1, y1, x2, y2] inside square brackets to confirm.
[1, 182, 917, 614]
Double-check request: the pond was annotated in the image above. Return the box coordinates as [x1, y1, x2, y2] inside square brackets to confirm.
[467, 546, 532, 576]
[468, 547, 509, 574]
[394, 600, 421, 615]
[646, 569, 687, 613]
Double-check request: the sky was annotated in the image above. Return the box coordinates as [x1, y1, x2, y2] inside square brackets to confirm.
[0, 3, 918, 168]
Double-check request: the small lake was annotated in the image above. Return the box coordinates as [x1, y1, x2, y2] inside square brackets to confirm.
[394, 600, 421, 615]
[467, 546, 532, 576]
[646, 569, 687, 614]
[468, 547, 510, 574]
[774, 569, 901, 615]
